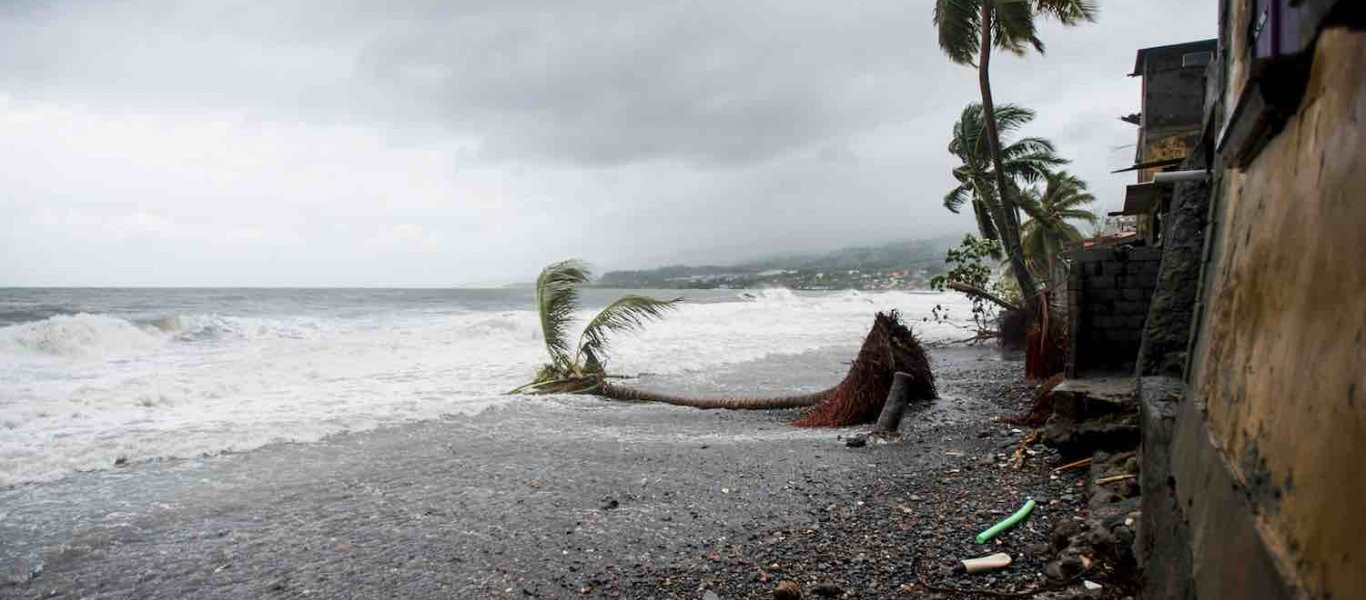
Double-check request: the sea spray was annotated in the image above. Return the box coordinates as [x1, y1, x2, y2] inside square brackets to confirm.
[0, 288, 976, 485]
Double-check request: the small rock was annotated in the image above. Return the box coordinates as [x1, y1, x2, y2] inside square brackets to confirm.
[1053, 555, 1086, 579]
[599, 497, 619, 510]
[1111, 524, 1135, 544]
[774, 580, 802, 600]
[703, 591, 720, 600]
[844, 435, 867, 448]
[808, 582, 843, 598]
[1083, 580, 1103, 591]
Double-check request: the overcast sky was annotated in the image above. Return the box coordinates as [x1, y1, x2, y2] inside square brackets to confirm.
[0, 0, 1215, 286]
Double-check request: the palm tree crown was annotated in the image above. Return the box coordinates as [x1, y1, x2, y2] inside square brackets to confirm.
[934, 0, 1098, 65]
[945, 103, 1067, 252]
[522, 260, 680, 391]
[1019, 170, 1098, 280]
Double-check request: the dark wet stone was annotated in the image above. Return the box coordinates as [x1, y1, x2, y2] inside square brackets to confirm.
[809, 582, 844, 597]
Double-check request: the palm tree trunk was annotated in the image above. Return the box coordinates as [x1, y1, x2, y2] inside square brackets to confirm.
[977, 2, 1041, 314]
[594, 382, 831, 410]
[559, 312, 936, 428]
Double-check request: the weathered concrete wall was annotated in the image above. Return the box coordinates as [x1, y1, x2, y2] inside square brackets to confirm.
[1185, 28, 1366, 598]
[1067, 247, 1161, 376]
[1139, 44, 1211, 182]
[1138, 157, 1212, 378]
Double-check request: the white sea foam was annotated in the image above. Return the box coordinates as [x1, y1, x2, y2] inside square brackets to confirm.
[0, 290, 975, 486]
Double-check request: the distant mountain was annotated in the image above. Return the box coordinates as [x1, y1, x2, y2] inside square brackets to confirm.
[597, 235, 960, 290]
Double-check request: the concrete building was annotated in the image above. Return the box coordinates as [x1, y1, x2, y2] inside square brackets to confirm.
[1134, 0, 1365, 598]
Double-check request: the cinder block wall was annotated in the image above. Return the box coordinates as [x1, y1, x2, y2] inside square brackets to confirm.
[1067, 247, 1161, 375]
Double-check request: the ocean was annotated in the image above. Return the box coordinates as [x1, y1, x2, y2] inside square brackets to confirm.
[0, 287, 976, 486]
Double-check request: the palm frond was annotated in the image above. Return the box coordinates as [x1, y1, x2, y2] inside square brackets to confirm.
[577, 295, 681, 370]
[1033, 0, 1097, 25]
[535, 259, 592, 369]
[1003, 156, 1066, 183]
[1059, 208, 1099, 223]
[972, 198, 1002, 248]
[934, 0, 983, 65]
[944, 184, 973, 213]
[1002, 136, 1058, 159]
[991, 0, 1040, 55]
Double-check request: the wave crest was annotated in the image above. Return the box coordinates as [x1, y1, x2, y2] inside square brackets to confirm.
[0, 313, 164, 357]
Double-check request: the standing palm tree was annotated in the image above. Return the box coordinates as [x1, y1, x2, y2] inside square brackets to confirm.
[944, 103, 1067, 258]
[1019, 171, 1098, 281]
[934, 0, 1097, 311]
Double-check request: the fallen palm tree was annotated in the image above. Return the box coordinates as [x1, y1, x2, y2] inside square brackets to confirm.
[512, 260, 937, 427]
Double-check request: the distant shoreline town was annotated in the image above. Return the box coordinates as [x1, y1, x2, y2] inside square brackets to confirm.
[594, 236, 958, 291]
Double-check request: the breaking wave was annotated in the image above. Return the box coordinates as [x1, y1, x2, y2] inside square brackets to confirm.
[0, 313, 164, 357]
[0, 289, 976, 486]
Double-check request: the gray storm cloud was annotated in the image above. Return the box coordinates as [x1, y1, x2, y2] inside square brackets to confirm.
[0, 0, 1214, 286]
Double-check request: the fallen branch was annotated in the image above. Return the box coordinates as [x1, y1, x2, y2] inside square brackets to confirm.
[947, 282, 1022, 312]
[954, 331, 1001, 344]
[1052, 457, 1093, 473]
[1094, 473, 1137, 485]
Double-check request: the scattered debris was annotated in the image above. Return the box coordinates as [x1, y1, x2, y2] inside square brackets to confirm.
[1094, 473, 1136, 485]
[1083, 579, 1103, 591]
[955, 552, 1013, 574]
[1004, 373, 1065, 427]
[976, 499, 1036, 544]
[1051, 457, 1093, 473]
[1009, 429, 1042, 469]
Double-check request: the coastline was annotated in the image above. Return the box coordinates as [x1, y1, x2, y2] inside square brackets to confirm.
[1, 346, 1077, 599]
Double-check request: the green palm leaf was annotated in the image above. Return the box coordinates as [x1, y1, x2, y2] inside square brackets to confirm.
[991, 0, 1040, 55]
[535, 259, 592, 370]
[945, 184, 973, 213]
[1034, 0, 1097, 25]
[577, 295, 681, 371]
[935, 0, 983, 64]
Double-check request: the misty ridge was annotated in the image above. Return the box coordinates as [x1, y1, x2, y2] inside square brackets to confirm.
[595, 235, 960, 289]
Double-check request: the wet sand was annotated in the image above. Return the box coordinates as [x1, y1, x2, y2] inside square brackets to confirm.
[1, 346, 1067, 599]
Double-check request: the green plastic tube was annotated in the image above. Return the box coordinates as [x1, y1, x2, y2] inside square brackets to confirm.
[975, 499, 1036, 544]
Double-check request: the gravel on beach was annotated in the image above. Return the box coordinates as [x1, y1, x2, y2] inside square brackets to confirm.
[1, 346, 1099, 599]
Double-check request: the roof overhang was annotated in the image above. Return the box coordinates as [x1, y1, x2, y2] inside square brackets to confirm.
[1108, 183, 1159, 216]
[1110, 156, 1186, 174]
[1130, 39, 1219, 76]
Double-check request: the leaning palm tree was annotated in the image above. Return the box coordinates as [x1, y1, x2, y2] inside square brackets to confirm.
[944, 103, 1067, 258]
[514, 260, 938, 426]
[1020, 170, 1098, 281]
[934, 0, 1097, 312]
